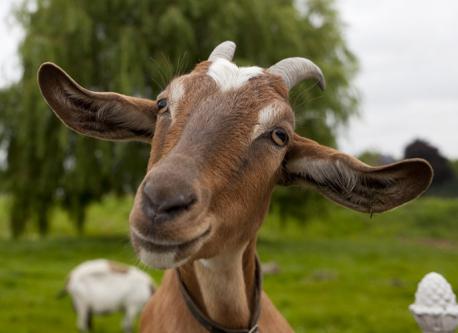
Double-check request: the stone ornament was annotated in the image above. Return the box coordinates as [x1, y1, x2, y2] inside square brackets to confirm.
[410, 272, 458, 333]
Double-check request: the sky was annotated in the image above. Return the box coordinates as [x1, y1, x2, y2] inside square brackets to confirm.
[0, 0, 457, 158]
[336, 0, 458, 158]
[0, 0, 23, 88]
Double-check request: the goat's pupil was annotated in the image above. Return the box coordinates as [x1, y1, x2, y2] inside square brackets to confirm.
[272, 129, 288, 146]
[157, 99, 167, 109]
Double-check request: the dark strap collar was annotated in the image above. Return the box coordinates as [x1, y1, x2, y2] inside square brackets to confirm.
[177, 257, 262, 333]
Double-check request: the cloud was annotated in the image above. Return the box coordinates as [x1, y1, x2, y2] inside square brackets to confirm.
[337, 0, 458, 159]
[0, 0, 24, 88]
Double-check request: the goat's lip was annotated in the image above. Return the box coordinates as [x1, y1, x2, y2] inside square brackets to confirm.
[130, 226, 211, 253]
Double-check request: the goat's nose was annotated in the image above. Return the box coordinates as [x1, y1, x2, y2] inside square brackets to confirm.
[142, 180, 197, 223]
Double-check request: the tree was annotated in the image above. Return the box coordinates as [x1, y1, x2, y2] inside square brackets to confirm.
[0, 0, 358, 236]
[358, 150, 395, 166]
[404, 139, 454, 186]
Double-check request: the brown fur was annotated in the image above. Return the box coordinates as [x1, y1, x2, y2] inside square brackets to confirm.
[38, 48, 433, 333]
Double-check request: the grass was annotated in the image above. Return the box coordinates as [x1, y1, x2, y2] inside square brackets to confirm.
[1, 196, 458, 332]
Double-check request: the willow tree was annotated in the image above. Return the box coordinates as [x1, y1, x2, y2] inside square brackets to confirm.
[0, 0, 358, 237]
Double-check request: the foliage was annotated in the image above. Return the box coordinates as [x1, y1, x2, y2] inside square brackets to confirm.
[452, 160, 458, 175]
[271, 186, 328, 225]
[0, 0, 358, 236]
[404, 139, 455, 186]
[357, 150, 395, 166]
[1, 196, 458, 332]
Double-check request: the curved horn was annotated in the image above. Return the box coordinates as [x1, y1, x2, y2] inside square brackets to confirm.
[267, 57, 326, 91]
[208, 41, 236, 62]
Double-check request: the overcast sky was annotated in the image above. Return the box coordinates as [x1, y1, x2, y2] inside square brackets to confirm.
[336, 0, 458, 158]
[1, 0, 457, 158]
[0, 0, 23, 89]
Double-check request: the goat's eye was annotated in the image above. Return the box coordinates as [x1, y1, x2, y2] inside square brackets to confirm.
[271, 128, 288, 146]
[157, 98, 168, 110]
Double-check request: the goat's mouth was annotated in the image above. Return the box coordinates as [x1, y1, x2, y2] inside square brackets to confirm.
[130, 226, 211, 269]
[129, 182, 213, 269]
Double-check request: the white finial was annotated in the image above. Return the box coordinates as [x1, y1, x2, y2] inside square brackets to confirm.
[410, 272, 458, 333]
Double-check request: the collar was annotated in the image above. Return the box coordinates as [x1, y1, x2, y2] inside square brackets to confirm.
[176, 257, 262, 333]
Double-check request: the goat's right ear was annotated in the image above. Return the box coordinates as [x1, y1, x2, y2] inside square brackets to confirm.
[38, 62, 157, 143]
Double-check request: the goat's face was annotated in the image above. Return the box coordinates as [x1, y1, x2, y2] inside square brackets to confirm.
[130, 59, 295, 268]
[38, 42, 433, 269]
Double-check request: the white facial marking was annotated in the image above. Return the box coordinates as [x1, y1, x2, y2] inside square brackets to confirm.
[170, 80, 184, 105]
[207, 58, 263, 91]
[251, 102, 284, 140]
[139, 248, 185, 269]
[167, 79, 185, 120]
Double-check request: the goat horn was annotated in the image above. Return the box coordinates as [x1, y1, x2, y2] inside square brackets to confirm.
[208, 41, 236, 62]
[267, 57, 326, 91]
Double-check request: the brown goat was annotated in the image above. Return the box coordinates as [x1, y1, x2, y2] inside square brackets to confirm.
[38, 41, 432, 332]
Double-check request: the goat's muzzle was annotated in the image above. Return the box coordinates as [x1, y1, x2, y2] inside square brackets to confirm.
[141, 176, 197, 224]
[129, 156, 212, 269]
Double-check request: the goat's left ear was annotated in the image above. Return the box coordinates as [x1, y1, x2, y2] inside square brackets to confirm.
[38, 62, 157, 143]
[280, 134, 433, 213]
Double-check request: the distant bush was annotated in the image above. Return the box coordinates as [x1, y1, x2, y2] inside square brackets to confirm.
[404, 139, 455, 186]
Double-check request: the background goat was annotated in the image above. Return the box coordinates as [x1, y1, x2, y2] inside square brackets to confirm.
[61, 259, 154, 332]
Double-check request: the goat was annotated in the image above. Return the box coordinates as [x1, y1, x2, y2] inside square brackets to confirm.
[62, 259, 154, 333]
[38, 41, 433, 332]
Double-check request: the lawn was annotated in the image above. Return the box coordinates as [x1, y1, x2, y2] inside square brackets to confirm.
[1, 196, 458, 332]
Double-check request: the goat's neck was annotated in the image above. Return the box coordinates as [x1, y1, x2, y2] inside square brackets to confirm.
[177, 239, 258, 329]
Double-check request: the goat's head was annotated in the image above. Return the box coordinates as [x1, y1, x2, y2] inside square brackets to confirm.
[38, 41, 433, 269]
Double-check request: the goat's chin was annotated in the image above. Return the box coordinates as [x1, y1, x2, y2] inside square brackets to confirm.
[138, 248, 189, 269]
[131, 228, 210, 269]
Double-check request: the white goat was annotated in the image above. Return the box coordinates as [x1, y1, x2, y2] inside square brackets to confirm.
[62, 259, 154, 333]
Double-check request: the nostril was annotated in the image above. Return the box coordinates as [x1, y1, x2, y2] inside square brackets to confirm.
[141, 180, 198, 222]
[157, 193, 197, 216]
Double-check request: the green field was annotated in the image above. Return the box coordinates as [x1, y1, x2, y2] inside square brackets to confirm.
[1, 196, 458, 333]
